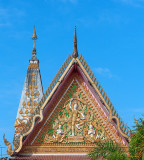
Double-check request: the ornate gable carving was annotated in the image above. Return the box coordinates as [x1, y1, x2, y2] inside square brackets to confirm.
[36, 83, 109, 145]
[21, 73, 126, 154]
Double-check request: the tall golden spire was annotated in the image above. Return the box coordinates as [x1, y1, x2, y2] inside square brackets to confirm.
[72, 26, 78, 58]
[32, 26, 38, 56]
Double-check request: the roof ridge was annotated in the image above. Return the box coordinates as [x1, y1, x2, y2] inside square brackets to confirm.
[78, 54, 131, 138]
[41, 53, 72, 106]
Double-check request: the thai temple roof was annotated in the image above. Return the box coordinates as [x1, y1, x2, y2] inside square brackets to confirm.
[3, 27, 131, 159]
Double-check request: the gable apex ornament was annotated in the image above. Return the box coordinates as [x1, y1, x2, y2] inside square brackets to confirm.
[72, 26, 78, 58]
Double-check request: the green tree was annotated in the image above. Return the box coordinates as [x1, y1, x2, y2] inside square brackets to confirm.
[88, 140, 128, 160]
[129, 115, 144, 160]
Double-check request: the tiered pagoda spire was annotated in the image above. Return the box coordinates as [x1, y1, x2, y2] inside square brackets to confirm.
[14, 27, 43, 135]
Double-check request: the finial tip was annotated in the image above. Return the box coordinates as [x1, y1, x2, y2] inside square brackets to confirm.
[72, 26, 78, 58]
[32, 26, 37, 39]
[32, 26, 37, 56]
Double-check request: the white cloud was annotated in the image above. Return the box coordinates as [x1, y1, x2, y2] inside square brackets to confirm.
[94, 67, 116, 79]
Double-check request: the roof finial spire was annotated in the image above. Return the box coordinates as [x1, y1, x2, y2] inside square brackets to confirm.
[32, 26, 38, 56]
[72, 26, 78, 58]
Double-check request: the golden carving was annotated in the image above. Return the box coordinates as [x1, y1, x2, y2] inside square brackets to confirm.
[37, 83, 110, 145]
[28, 63, 39, 69]
[15, 72, 40, 134]
[21, 74, 127, 156]
[14, 118, 25, 133]
[3, 134, 14, 155]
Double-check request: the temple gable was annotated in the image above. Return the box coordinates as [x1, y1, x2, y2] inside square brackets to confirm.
[19, 72, 127, 154]
[3, 27, 130, 160]
[34, 79, 110, 145]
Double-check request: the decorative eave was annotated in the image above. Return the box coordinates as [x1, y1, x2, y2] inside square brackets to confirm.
[13, 54, 131, 154]
[78, 54, 131, 139]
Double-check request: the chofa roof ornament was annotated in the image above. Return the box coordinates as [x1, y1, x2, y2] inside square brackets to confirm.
[72, 26, 78, 58]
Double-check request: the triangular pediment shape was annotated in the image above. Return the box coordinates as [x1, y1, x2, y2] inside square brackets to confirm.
[13, 54, 130, 154]
[18, 72, 128, 154]
[33, 77, 111, 145]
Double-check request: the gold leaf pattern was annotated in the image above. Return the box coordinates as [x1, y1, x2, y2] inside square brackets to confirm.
[15, 71, 40, 134]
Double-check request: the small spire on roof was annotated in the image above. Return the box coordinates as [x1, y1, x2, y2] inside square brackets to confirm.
[32, 26, 37, 39]
[72, 26, 78, 58]
[32, 26, 38, 56]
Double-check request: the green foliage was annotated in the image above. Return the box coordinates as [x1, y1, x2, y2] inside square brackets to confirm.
[129, 115, 144, 160]
[88, 140, 128, 160]
[88, 115, 144, 160]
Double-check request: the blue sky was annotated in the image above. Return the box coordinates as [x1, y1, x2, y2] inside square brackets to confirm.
[0, 0, 144, 157]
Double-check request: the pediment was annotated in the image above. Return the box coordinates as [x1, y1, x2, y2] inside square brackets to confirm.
[13, 55, 130, 155]
[20, 73, 127, 154]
